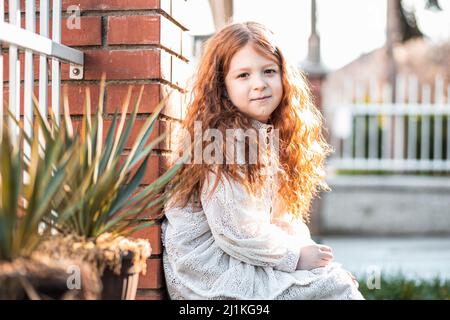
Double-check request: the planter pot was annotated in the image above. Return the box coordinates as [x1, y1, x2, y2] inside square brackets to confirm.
[0, 258, 101, 300]
[0, 270, 71, 300]
[100, 252, 142, 300]
[36, 234, 151, 300]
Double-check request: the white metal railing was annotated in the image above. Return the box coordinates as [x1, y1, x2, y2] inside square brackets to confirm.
[326, 75, 450, 173]
[0, 0, 83, 151]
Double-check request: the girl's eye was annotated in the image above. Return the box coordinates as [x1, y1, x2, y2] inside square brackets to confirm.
[265, 69, 277, 74]
[237, 73, 249, 79]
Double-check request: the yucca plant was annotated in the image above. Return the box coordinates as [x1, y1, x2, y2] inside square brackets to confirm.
[0, 118, 78, 261]
[31, 77, 185, 299]
[0, 115, 101, 299]
[39, 80, 182, 240]
[1, 75, 182, 299]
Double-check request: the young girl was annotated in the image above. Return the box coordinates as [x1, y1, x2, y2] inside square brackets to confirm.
[161, 21, 364, 300]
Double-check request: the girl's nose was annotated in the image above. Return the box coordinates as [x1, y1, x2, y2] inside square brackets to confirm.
[252, 75, 267, 91]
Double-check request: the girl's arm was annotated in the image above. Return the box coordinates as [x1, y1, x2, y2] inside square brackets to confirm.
[269, 198, 334, 270]
[201, 172, 301, 273]
[270, 197, 315, 246]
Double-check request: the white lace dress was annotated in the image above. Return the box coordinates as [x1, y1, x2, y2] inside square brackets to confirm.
[161, 120, 364, 300]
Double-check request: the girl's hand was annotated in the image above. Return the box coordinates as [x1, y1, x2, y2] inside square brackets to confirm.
[347, 271, 359, 287]
[296, 244, 334, 270]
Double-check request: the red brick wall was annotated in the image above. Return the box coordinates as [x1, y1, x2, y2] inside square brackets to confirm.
[62, 0, 191, 301]
[3, 0, 191, 300]
[308, 76, 324, 112]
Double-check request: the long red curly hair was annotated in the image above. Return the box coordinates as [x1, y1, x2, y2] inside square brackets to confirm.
[166, 21, 331, 222]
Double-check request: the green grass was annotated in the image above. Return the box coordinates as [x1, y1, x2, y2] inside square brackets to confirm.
[357, 273, 450, 300]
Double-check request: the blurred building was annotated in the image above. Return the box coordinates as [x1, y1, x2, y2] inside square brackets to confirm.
[323, 38, 450, 107]
[318, 0, 450, 236]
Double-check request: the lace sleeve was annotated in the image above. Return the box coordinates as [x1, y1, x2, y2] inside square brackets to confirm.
[200, 172, 301, 273]
[269, 196, 315, 245]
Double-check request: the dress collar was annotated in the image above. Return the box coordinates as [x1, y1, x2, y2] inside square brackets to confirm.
[250, 119, 274, 133]
[232, 118, 275, 143]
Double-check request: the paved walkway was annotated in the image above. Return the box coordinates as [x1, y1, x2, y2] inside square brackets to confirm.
[316, 236, 450, 281]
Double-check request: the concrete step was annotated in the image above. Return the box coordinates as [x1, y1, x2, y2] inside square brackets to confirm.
[318, 236, 450, 281]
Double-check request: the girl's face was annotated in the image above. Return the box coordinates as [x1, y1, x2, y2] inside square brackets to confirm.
[224, 44, 283, 123]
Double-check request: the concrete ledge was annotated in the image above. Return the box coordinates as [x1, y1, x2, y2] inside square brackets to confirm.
[327, 175, 450, 190]
[320, 175, 450, 235]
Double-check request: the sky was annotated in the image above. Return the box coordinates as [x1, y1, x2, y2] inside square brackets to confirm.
[188, 0, 450, 71]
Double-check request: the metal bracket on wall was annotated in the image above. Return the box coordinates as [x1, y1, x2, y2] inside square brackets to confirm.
[70, 64, 84, 80]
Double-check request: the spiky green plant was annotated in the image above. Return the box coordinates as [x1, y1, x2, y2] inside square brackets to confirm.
[1, 77, 182, 260]
[0, 115, 79, 261]
[38, 80, 184, 240]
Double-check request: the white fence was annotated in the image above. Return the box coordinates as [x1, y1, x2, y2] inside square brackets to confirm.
[326, 75, 450, 172]
[0, 0, 83, 151]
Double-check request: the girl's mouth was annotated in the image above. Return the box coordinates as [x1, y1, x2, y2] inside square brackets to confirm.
[251, 96, 271, 101]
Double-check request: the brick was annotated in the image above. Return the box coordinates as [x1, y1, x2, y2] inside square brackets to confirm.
[181, 88, 189, 119]
[60, 49, 168, 81]
[106, 83, 160, 114]
[104, 118, 160, 149]
[4, 16, 100, 47]
[5, 0, 170, 13]
[107, 15, 182, 56]
[61, 84, 102, 115]
[62, 16, 102, 46]
[181, 30, 193, 59]
[106, 84, 182, 120]
[160, 86, 183, 120]
[36, 116, 163, 154]
[2, 85, 40, 116]
[130, 223, 162, 255]
[118, 154, 160, 186]
[54, 84, 100, 115]
[171, 0, 190, 30]
[160, 15, 182, 55]
[42, 17, 102, 46]
[2, 83, 100, 116]
[134, 206, 164, 221]
[2, 52, 39, 82]
[3, 0, 27, 13]
[4, 50, 171, 83]
[107, 15, 160, 45]
[136, 288, 167, 300]
[167, 120, 183, 158]
[138, 258, 164, 289]
[157, 120, 170, 151]
[61, 0, 170, 13]
[160, 49, 172, 82]
[69, 118, 160, 152]
[171, 55, 191, 90]
[158, 151, 173, 173]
